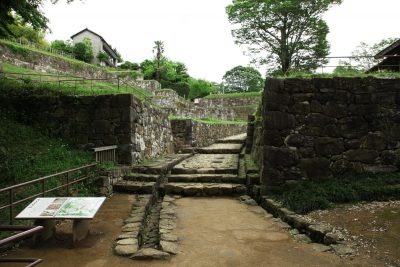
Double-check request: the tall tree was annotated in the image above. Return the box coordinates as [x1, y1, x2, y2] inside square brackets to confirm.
[226, 0, 342, 75]
[153, 40, 165, 82]
[222, 66, 264, 93]
[336, 38, 398, 71]
[0, 0, 77, 38]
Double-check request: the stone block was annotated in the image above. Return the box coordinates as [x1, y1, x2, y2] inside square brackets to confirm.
[299, 158, 331, 179]
[264, 111, 295, 130]
[264, 147, 298, 167]
[360, 131, 387, 151]
[314, 137, 344, 157]
[344, 149, 379, 163]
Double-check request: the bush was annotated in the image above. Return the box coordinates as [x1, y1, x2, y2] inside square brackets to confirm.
[279, 173, 400, 214]
[73, 38, 93, 63]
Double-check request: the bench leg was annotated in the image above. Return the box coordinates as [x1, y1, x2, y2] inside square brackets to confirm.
[72, 219, 90, 245]
[33, 219, 56, 242]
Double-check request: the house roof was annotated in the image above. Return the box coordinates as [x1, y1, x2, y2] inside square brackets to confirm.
[71, 28, 118, 59]
[374, 38, 400, 59]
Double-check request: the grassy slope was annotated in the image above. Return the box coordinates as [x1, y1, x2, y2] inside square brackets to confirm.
[1, 63, 150, 100]
[275, 174, 400, 214]
[0, 115, 93, 188]
[0, 39, 103, 72]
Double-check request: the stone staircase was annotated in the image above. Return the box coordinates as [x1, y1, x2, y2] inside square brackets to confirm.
[113, 154, 191, 194]
[164, 133, 247, 196]
[113, 133, 248, 196]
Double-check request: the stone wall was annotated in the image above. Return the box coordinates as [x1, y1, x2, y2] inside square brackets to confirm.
[253, 77, 400, 193]
[196, 95, 261, 108]
[171, 119, 247, 150]
[0, 43, 160, 94]
[0, 94, 173, 165]
[150, 89, 260, 121]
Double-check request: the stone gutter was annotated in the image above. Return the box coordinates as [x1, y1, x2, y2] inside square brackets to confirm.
[260, 197, 355, 255]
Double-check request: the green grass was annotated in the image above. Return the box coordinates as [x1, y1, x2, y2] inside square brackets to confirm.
[1, 63, 151, 100]
[204, 91, 262, 99]
[169, 116, 247, 125]
[0, 115, 98, 225]
[274, 173, 400, 214]
[0, 115, 93, 187]
[0, 39, 103, 71]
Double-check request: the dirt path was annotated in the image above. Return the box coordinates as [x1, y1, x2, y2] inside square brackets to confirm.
[2, 195, 379, 267]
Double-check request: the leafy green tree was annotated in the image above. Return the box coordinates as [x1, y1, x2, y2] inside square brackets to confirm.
[73, 38, 93, 63]
[8, 17, 48, 47]
[50, 40, 73, 54]
[188, 79, 216, 100]
[97, 51, 109, 64]
[222, 66, 264, 93]
[112, 47, 123, 63]
[336, 38, 398, 71]
[153, 40, 165, 82]
[120, 61, 140, 70]
[0, 0, 77, 38]
[226, 0, 342, 75]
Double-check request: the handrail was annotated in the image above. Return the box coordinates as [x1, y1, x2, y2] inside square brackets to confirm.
[0, 225, 44, 267]
[0, 164, 96, 193]
[0, 225, 43, 247]
[0, 163, 97, 225]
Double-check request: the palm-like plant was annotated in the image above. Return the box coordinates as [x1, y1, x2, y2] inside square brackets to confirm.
[153, 40, 164, 82]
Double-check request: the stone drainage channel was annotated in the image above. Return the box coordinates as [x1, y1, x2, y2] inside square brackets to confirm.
[113, 134, 249, 260]
[114, 177, 183, 260]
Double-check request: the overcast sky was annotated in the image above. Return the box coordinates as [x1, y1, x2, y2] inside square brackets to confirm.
[42, 0, 400, 82]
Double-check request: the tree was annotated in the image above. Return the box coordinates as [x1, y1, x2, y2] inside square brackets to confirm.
[8, 16, 48, 47]
[73, 38, 93, 63]
[153, 40, 165, 82]
[222, 66, 264, 93]
[0, 0, 77, 38]
[50, 39, 73, 54]
[188, 79, 216, 100]
[97, 51, 109, 64]
[112, 47, 123, 63]
[226, 0, 342, 75]
[335, 38, 398, 71]
[120, 61, 140, 70]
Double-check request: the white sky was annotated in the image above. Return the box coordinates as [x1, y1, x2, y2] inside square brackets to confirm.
[42, 0, 400, 82]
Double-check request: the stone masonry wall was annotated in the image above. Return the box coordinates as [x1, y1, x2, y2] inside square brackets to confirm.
[0, 94, 173, 165]
[256, 77, 400, 193]
[150, 89, 260, 121]
[171, 119, 247, 151]
[0, 43, 160, 94]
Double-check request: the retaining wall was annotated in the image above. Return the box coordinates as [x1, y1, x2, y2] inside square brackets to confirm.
[171, 119, 247, 150]
[251, 77, 400, 193]
[0, 94, 173, 165]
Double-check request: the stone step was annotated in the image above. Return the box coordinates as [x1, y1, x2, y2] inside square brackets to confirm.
[164, 182, 247, 196]
[167, 174, 245, 184]
[171, 166, 238, 175]
[215, 133, 247, 144]
[113, 181, 156, 194]
[196, 143, 243, 154]
[124, 173, 159, 182]
[132, 154, 192, 174]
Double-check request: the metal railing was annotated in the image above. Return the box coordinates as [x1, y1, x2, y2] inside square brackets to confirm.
[93, 145, 117, 163]
[0, 225, 44, 267]
[0, 164, 97, 225]
[1, 37, 75, 59]
[0, 70, 149, 99]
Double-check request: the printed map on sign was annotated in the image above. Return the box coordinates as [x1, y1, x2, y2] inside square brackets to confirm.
[56, 198, 104, 218]
[16, 197, 106, 219]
